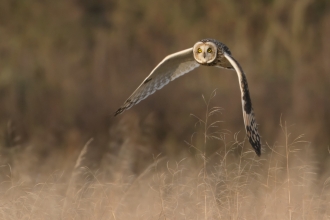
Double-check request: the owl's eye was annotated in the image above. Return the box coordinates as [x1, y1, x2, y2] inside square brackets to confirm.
[197, 48, 202, 53]
[207, 48, 212, 53]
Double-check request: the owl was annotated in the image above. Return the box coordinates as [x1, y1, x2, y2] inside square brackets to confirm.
[114, 39, 261, 156]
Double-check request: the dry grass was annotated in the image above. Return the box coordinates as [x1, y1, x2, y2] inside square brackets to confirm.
[0, 94, 329, 220]
[0, 127, 328, 219]
[0, 1, 329, 219]
[0, 0, 330, 159]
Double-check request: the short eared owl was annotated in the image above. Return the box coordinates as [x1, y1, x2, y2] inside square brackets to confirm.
[115, 39, 261, 156]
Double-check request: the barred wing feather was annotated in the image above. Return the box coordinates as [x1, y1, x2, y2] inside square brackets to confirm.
[115, 48, 199, 116]
[223, 53, 261, 156]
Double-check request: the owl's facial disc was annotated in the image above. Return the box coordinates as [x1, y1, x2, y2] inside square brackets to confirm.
[193, 42, 217, 64]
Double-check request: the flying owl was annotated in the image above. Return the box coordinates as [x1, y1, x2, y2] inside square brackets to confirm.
[114, 39, 261, 156]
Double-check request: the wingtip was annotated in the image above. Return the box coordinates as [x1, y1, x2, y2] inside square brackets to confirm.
[250, 139, 261, 157]
[255, 148, 261, 157]
[246, 123, 261, 156]
[114, 108, 123, 117]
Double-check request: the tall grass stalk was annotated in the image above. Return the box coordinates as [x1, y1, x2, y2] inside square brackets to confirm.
[62, 138, 93, 218]
[191, 90, 223, 219]
[282, 120, 292, 220]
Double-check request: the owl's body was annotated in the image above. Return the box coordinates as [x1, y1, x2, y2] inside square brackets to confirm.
[115, 39, 261, 156]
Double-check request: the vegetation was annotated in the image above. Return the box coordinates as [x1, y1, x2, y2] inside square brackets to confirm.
[0, 0, 330, 219]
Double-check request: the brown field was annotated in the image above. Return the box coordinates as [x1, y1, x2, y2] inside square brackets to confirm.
[0, 0, 330, 219]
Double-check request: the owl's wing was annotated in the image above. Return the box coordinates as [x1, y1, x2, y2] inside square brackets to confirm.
[223, 52, 261, 156]
[115, 48, 199, 116]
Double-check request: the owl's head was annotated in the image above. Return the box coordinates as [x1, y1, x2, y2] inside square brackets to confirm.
[193, 41, 217, 65]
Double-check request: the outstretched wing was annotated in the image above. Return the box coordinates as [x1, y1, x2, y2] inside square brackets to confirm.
[223, 52, 261, 156]
[115, 48, 199, 116]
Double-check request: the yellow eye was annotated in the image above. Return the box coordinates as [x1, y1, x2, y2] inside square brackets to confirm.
[207, 48, 212, 53]
[197, 48, 202, 53]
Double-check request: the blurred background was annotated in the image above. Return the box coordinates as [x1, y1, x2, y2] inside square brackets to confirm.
[0, 0, 329, 180]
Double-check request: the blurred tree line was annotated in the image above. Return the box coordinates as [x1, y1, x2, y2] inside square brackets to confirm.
[0, 0, 330, 175]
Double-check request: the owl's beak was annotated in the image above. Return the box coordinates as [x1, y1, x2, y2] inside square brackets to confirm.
[200, 52, 207, 64]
